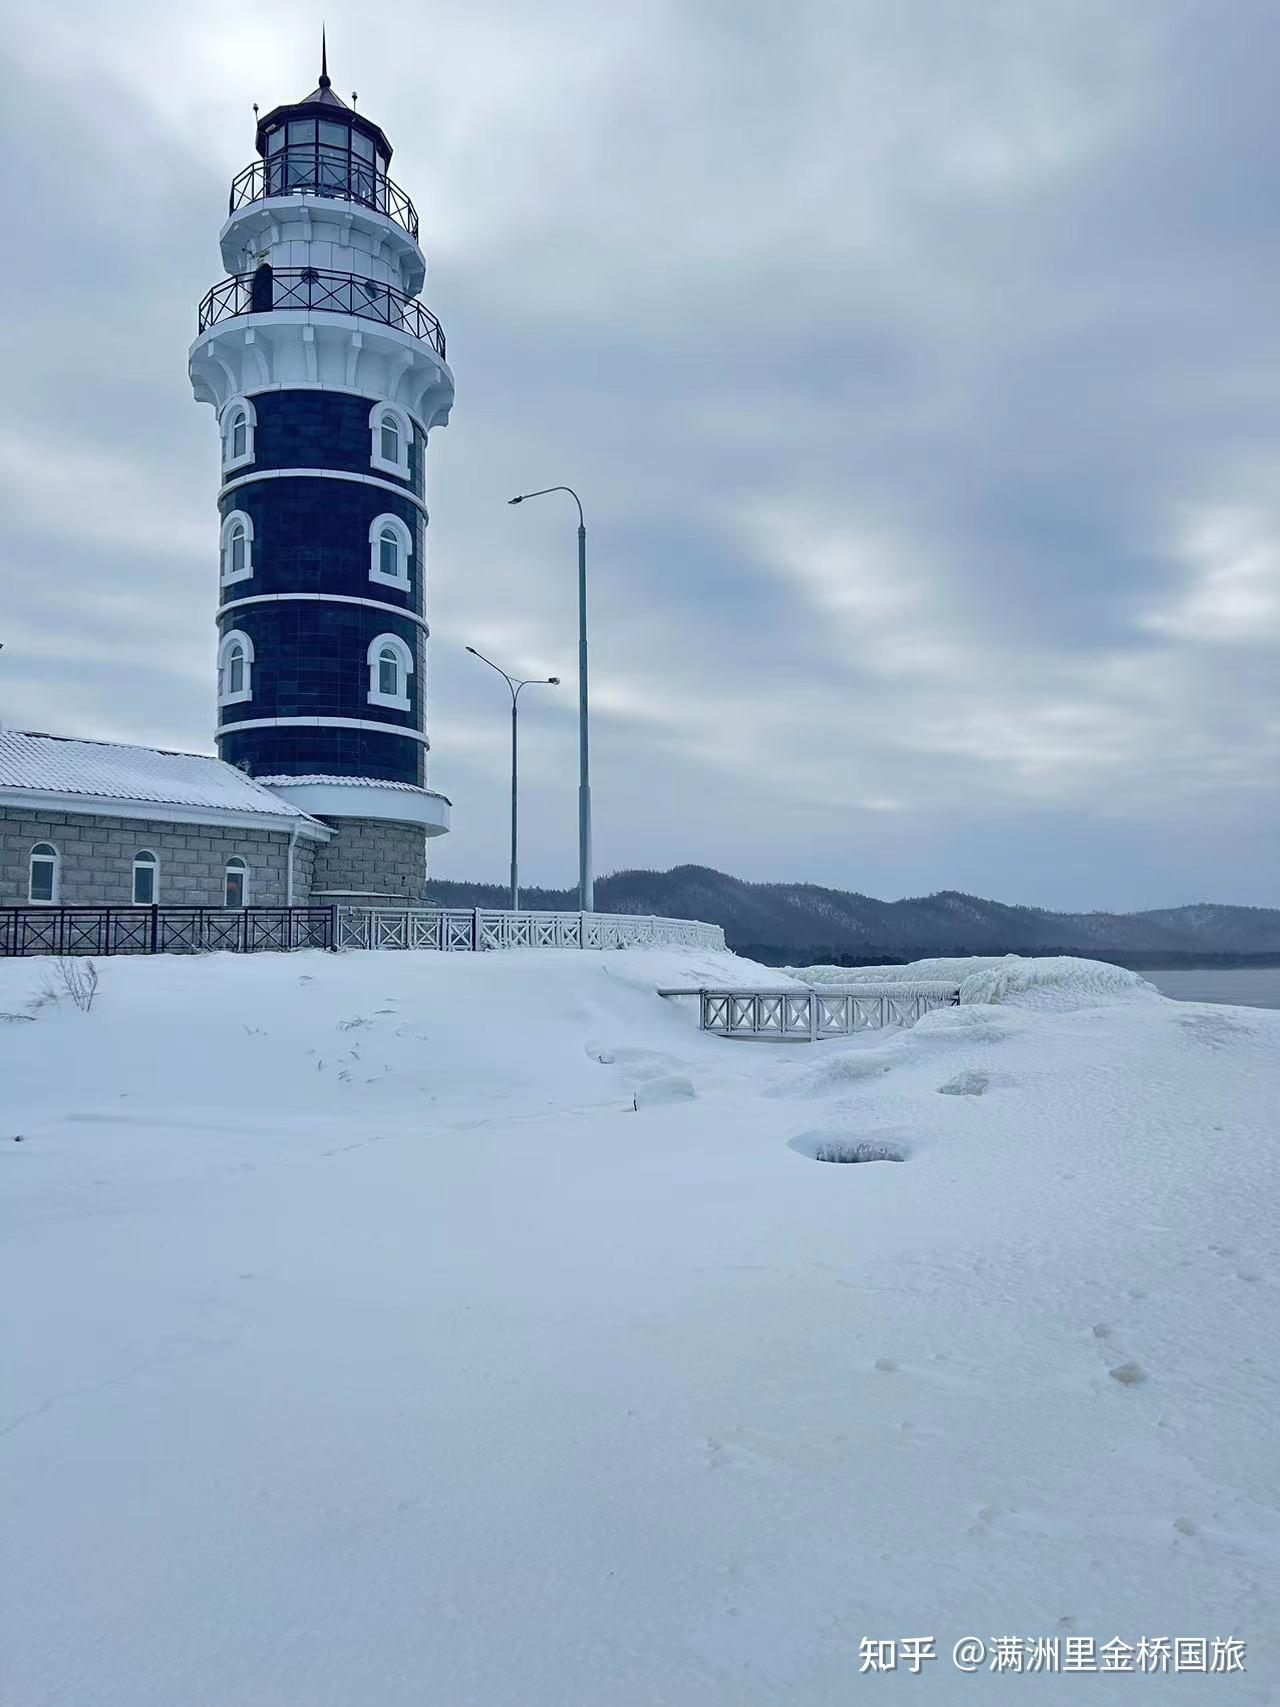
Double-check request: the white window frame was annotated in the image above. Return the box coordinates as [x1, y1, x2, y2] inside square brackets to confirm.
[369, 401, 412, 479]
[368, 512, 412, 590]
[132, 849, 159, 906]
[28, 841, 59, 905]
[224, 857, 249, 908]
[218, 628, 255, 706]
[221, 395, 257, 473]
[220, 509, 255, 586]
[366, 631, 413, 712]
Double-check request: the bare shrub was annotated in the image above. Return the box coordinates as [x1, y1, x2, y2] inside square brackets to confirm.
[42, 958, 100, 1014]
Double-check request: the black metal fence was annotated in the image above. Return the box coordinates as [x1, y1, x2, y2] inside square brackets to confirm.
[197, 267, 447, 360]
[229, 153, 419, 240]
[0, 906, 335, 958]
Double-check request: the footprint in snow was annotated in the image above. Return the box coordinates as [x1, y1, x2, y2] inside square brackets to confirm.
[633, 1075, 697, 1110]
[937, 1070, 991, 1097]
[703, 1435, 765, 1472]
[1108, 1362, 1147, 1386]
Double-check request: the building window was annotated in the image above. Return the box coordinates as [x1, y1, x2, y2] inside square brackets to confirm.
[132, 850, 158, 905]
[368, 512, 412, 589]
[29, 842, 59, 904]
[224, 857, 248, 908]
[367, 631, 413, 711]
[221, 396, 256, 472]
[369, 401, 411, 479]
[218, 628, 255, 705]
[220, 510, 255, 585]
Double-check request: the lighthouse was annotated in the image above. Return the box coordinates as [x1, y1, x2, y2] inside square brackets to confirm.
[189, 42, 453, 903]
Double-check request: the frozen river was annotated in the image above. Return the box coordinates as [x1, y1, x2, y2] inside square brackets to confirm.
[1145, 967, 1280, 1009]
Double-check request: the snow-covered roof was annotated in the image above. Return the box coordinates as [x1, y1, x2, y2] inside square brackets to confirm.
[255, 773, 451, 803]
[0, 731, 330, 836]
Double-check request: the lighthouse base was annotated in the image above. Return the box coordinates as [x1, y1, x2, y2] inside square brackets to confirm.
[309, 818, 426, 905]
[259, 776, 450, 906]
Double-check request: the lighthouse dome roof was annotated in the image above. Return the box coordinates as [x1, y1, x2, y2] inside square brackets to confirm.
[295, 79, 351, 111]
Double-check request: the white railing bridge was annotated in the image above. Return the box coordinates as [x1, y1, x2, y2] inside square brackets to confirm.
[657, 982, 961, 1039]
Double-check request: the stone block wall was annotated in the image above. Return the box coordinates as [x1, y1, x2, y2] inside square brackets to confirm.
[0, 806, 312, 908]
[312, 817, 425, 902]
[292, 835, 317, 904]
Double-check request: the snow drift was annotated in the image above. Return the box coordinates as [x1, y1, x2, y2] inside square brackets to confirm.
[793, 952, 1158, 1010]
[2, 947, 1277, 1707]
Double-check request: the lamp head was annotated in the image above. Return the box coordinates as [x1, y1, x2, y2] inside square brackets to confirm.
[507, 495, 524, 506]
[465, 645, 478, 656]
[548, 676, 561, 685]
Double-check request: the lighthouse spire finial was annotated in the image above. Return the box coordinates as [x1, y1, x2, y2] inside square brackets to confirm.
[319, 25, 330, 90]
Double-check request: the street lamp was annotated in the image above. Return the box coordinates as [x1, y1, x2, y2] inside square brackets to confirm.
[507, 486, 593, 910]
[465, 646, 559, 911]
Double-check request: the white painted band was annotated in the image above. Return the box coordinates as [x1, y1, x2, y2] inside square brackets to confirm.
[216, 715, 430, 745]
[219, 467, 427, 515]
[217, 592, 428, 632]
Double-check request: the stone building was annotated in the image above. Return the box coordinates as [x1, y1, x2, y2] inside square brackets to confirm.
[2, 48, 455, 913]
[0, 731, 328, 908]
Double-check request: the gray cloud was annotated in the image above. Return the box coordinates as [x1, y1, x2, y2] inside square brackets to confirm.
[0, 0, 1276, 908]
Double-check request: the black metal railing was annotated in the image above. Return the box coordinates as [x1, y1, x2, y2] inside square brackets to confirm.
[229, 152, 419, 241]
[0, 905, 335, 958]
[197, 266, 446, 360]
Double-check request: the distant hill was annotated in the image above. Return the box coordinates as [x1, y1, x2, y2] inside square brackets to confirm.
[424, 864, 1280, 967]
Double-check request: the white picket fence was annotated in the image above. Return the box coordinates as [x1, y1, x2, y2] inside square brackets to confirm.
[337, 906, 726, 953]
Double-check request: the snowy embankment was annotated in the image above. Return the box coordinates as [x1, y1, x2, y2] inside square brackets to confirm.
[795, 952, 1156, 1009]
[2, 948, 1277, 1705]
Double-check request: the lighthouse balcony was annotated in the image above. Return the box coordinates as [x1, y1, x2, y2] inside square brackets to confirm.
[229, 151, 419, 240]
[197, 267, 446, 362]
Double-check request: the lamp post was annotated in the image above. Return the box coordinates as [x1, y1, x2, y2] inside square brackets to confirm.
[507, 486, 592, 911]
[465, 646, 559, 911]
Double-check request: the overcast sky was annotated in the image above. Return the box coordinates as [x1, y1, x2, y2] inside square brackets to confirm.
[1, 0, 1277, 909]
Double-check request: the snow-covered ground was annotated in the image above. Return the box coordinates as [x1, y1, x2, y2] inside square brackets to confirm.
[2, 947, 1277, 1705]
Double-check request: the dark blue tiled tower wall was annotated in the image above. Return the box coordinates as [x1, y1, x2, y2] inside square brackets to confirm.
[248, 389, 426, 498]
[216, 389, 429, 785]
[217, 604, 425, 785]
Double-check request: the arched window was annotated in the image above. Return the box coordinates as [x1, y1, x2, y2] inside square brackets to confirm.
[220, 510, 255, 585]
[224, 857, 248, 908]
[367, 631, 413, 711]
[369, 401, 411, 478]
[221, 396, 257, 472]
[377, 646, 399, 696]
[218, 628, 255, 706]
[29, 842, 59, 904]
[132, 850, 158, 905]
[368, 512, 412, 589]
